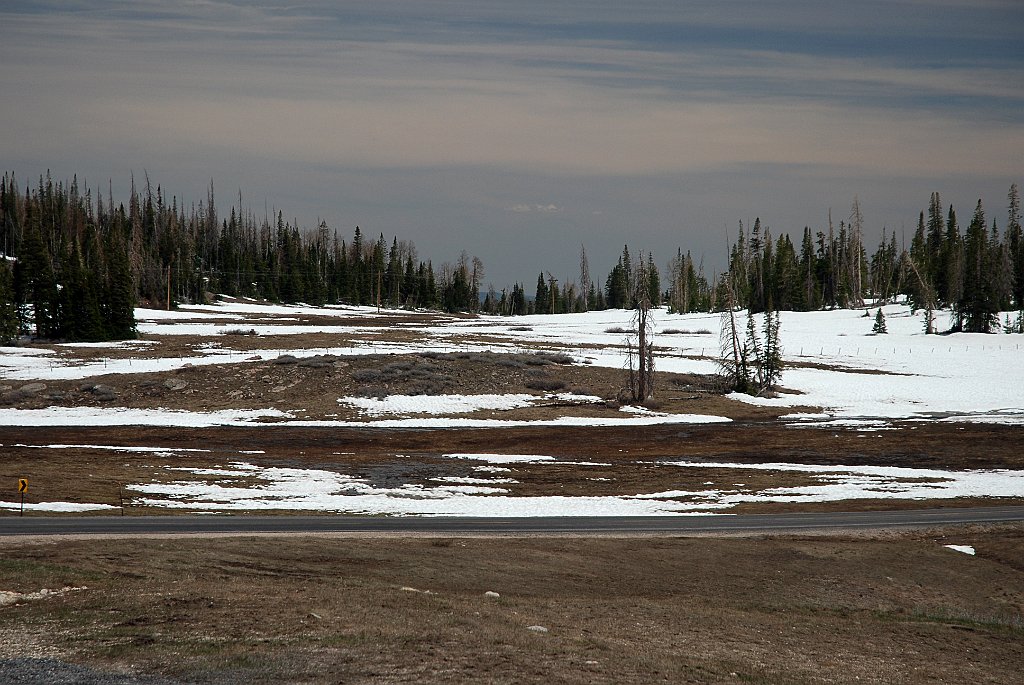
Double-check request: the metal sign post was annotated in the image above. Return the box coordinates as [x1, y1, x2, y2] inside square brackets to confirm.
[18, 479, 28, 516]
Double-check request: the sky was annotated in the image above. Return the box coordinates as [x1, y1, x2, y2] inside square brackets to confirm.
[2, 0, 1022, 288]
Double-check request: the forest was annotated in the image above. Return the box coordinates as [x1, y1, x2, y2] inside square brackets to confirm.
[1, 172, 1022, 344]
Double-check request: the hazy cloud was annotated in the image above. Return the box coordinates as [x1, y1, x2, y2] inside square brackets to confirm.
[2, 0, 1021, 285]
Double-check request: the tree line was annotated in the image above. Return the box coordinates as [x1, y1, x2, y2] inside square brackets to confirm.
[0, 172, 486, 342]
[2, 171, 1021, 343]
[511, 186, 1022, 336]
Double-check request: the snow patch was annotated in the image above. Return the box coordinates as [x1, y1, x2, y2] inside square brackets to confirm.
[338, 394, 535, 416]
[944, 544, 976, 555]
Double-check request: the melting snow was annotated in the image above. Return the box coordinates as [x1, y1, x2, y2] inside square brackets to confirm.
[119, 458, 1024, 516]
[2, 301, 1022, 425]
[944, 545, 976, 555]
[339, 394, 535, 416]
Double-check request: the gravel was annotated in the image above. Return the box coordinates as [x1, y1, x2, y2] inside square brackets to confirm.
[0, 659, 179, 685]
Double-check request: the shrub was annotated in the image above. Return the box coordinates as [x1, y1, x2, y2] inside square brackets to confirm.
[662, 328, 711, 335]
[525, 377, 568, 391]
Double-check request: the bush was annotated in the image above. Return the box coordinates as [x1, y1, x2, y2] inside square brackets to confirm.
[525, 377, 568, 391]
[350, 358, 452, 396]
[661, 328, 711, 335]
[534, 352, 574, 365]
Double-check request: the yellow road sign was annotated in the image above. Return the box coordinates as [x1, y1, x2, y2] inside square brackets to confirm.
[18, 479, 28, 493]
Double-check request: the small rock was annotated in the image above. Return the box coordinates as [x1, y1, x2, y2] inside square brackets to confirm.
[90, 385, 118, 401]
[163, 378, 188, 391]
[273, 354, 298, 365]
[526, 625, 548, 633]
[1, 390, 29, 404]
[484, 591, 500, 598]
[20, 382, 47, 394]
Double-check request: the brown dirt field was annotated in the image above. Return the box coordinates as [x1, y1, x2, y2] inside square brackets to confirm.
[0, 348, 795, 422]
[0, 530, 1022, 684]
[2, 421, 1022, 515]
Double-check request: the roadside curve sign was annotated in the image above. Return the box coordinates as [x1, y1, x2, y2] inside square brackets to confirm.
[18, 478, 28, 493]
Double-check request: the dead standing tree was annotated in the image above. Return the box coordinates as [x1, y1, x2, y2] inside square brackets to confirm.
[625, 254, 655, 403]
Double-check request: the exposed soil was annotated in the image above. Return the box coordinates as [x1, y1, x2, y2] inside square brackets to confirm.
[0, 344, 791, 423]
[0, 530, 1022, 684]
[2, 421, 1022, 515]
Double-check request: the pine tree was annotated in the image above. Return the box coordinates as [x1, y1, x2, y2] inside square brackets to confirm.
[744, 309, 763, 390]
[646, 253, 660, 307]
[1007, 183, 1023, 311]
[534, 273, 549, 314]
[0, 257, 18, 343]
[958, 200, 999, 333]
[20, 207, 60, 338]
[762, 305, 783, 390]
[872, 308, 888, 334]
[104, 231, 137, 340]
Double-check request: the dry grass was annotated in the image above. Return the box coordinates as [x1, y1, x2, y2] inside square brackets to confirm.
[0, 530, 1022, 683]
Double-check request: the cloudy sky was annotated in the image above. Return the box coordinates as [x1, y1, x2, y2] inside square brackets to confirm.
[2, 0, 1022, 287]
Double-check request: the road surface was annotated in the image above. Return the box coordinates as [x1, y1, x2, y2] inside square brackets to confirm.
[1, 505, 1022, 537]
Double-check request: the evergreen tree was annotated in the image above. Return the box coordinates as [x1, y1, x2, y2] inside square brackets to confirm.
[799, 227, 817, 311]
[940, 205, 963, 309]
[744, 309, 763, 389]
[957, 200, 999, 333]
[872, 308, 888, 334]
[20, 207, 59, 338]
[646, 253, 660, 307]
[534, 273, 549, 314]
[0, 258, 18, 343]
[104, 231, 137, 340]
[761, 303, 783, 389]
[1007, 183, 1023, 310]
[925, 192, 944, 285]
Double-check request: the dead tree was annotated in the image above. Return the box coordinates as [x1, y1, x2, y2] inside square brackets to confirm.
[626, 255, 655, 402]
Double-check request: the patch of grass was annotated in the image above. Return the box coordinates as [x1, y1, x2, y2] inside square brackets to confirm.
[0, 557, 101, 586]
[221, 328, 258, 336]
[350, 359, 452, 397]
[902, 607, 1024, 634]
[524, 376, 568, 392]
[661, 327, 712, 335]
[534, 352, 574, 365]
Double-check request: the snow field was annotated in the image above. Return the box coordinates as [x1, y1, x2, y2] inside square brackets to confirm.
[115, 456, 1024, 516]
[1, 299, 1022, 425]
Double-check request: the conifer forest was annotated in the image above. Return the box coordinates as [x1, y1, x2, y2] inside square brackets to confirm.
[1, 172, 1022, 344]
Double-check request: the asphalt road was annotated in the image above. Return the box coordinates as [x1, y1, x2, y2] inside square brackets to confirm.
[2, 505, 1023, 537]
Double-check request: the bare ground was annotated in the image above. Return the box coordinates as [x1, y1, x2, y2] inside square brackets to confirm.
[0, 530, 1022, 684]
[2, 421, 1023, 515]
